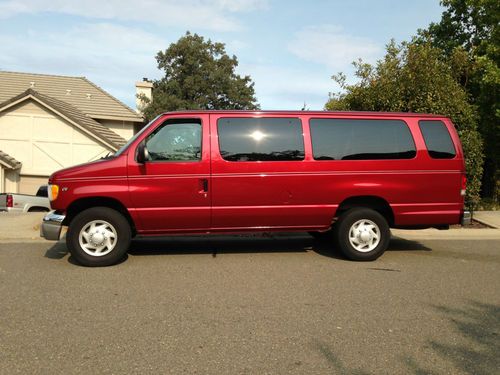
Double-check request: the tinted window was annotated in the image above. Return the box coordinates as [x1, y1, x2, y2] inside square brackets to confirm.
[419, 120, 456, 159]
[36, 185, 48, 197]
[310, 119, 416, 160]
[218, 118, 304, 161]
[145, 119, 201, 161]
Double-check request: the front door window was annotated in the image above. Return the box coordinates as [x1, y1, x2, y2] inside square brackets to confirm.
[145, 120, 201, 162]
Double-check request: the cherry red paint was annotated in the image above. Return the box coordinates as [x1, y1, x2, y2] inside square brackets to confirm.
[49, 111, 466, 235]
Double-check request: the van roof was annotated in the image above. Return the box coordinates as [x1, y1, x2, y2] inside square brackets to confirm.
[159, 110, 447, 118]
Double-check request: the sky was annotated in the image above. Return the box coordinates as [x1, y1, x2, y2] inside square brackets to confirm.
[0, 0, 445, 111]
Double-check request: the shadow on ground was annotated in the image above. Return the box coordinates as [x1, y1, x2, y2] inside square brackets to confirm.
[313, 339, 371, 375]
[128, 233, 315, 257]
[44, 233, 432, 263]
[387, 237, 432, 252]
[128, 233, 431, 259]
[44, 241, 68, 259]
[313, 301, 500, 374]
[404, 301, 500, 375]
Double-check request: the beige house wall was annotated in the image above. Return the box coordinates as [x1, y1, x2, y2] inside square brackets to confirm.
[0, 100, 112, 193]
[4, 169, 19, 193]
[18, 175, 48, 195]
[0, 166, 4, 193]
[97, 119, 135, 140]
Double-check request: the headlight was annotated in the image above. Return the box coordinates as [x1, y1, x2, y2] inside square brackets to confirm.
[48, 184, 59, 201]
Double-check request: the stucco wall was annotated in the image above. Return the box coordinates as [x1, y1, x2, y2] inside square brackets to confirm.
[0, 100, 111, 182]
[97, 119, 135, 140]
[18, 175, 48, 195]
[0, 166, 4, 193]
[4, 169, 19, 193]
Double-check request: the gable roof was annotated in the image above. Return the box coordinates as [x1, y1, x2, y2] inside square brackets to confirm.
[0, 150, 22, 170]
[0, 71, 143, 123]
[0, 89, 127, 150]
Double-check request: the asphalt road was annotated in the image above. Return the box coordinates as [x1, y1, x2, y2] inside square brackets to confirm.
[0, 234, 499, 375]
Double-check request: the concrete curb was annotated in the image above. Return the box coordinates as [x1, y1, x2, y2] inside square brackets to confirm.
[391, 228, 500, 240]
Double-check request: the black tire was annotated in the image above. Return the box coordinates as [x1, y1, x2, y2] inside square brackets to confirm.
[333, 208, 390, 261]
[66, 207, 131, 267]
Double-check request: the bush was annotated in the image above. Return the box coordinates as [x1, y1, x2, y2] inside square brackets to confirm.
[326, 41, 484, 209]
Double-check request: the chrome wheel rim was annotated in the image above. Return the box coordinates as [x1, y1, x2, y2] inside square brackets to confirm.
[78, 220, 117, 257]
[348, 219, 380, 252]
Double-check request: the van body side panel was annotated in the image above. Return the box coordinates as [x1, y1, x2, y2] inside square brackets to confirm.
[298, 167, 461, 226]
[210, 114, 334, 230]
[307, 115, 464, 226]
[394, 117, 464, 225]
[208, 113, 464, 230]
[50, 157, 131, 213]
[210, 172, 337, 230]
[126, 114, 211, 233]
[48, 111, 466, 236]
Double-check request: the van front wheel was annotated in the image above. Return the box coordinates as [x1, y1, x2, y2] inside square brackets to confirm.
[66, 207, 131, 267]
[334, 208, 390, 261]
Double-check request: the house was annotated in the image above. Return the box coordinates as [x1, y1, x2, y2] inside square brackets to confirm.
[0, 71, 149, 194]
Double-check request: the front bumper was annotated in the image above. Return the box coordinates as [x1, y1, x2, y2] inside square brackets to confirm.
[461, 210, 472, 226]
[40, 211, 65, 240]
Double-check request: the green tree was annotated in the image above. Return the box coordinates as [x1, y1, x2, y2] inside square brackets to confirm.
[418, 0, 499, 202]
[326, 41, 484, 208]
[141, 32, 258, 120]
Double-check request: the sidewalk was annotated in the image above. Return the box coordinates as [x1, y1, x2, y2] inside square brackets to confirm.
[0, 212, 46, 241]
[473, 211, 500, 229]
[0, 211, 499, 242]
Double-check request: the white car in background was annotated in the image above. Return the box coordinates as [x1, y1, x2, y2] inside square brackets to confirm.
[0, 185, 51, 212]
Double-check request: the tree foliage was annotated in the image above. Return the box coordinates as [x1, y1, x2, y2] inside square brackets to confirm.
[326, 41, 483, 208]
[141, 32, 258, 121]
[418, 0, 499, 201]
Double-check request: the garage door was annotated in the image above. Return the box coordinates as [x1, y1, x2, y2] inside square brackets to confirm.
[19, 175, 49, 195]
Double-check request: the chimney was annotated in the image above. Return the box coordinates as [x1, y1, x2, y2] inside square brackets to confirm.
[135, 79, 153, 113]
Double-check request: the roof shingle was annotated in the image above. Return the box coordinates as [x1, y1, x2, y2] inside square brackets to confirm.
[0, 89, 127, 150]
[0, 71, 143, 123]
[0, 150, 22, 170]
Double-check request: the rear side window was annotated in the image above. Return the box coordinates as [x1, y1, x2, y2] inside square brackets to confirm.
[419, 120, 456, 159]
[310, 119, 416, 160]
[217, 118, 304, 161]
[36, 185, 48, 197]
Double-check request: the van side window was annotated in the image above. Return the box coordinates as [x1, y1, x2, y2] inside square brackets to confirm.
[145, 119, 202, 161]
[310, 119, 416, 160]
[217, 118, 305, 161]
[418, 120, 456, 159]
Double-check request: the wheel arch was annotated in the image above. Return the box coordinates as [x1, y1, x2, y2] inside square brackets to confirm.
[335, 195, 394, 227]
[27, 206, 50, 212]
[63, 197, 136, 236]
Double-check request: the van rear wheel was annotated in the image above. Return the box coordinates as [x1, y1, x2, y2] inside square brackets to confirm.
[66, 207, 131, 267]
[334, 208, 390, 261]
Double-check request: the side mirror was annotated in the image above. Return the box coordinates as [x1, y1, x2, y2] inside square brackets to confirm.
[136, 143, 150, 164]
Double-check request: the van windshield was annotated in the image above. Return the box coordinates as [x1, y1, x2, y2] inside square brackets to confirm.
[114, 115, 161, 157]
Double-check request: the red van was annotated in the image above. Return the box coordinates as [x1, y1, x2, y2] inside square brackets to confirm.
[41, 111, 470, 266]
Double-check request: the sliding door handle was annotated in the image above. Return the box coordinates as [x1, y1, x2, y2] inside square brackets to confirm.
[199, 179, 208, 196]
